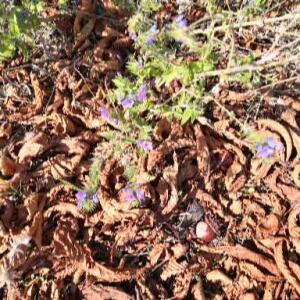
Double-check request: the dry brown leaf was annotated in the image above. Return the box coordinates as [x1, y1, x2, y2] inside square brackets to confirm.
[191, 280, 206, 300]
[162, 153, 179, 215]
[288, 207, 300, 238]
[136, 280, 157, 300]
[44, 203, 85, 219]
[0, 154, 18, 176]
[273, 239, 300, 294]
[206, 269, 233, 285]
[257, 119, 293, 161]
[23, 193, 39, 223]
[173, 270, 192, 299]
[115, 223, 138, 247]
[160, 258, 187, 281]
[262, 281, 277, 300]
[74, 16, 96, 50]
[199, 245, 281, 276]
[225, 160, 244, 193]
[292, 164, 300, 188]
[154, 118, 171, 142]
[0, 122, 12, 139]
[257, 214, 280, 238]
[149, 244, 167, 266]
[18, 132, 52, 164]
[239, 262, 279, 282]
[240, 293, 256, 300]
[81, 283, 134, 300]
[194, 124, 210, 182]
[99, 191, 149, 224]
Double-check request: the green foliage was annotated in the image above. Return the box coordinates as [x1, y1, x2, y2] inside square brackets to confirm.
[84, 160, 102, 194]
[112, 0, 137, 11]
[0, 0, 44, 62]
[58, 0, 68, 10]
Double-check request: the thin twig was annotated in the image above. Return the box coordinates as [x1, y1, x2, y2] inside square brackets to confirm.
[192, 12, 300, 35]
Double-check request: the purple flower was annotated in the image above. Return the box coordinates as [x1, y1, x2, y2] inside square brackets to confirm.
[149, 24, 158, 34]
[121, 96, 135, 108]
[256, 137, 283, 158]
[99, 107, 111, 122]
[124, 187, 136, 203]
[137, 84, 148, 102]
[21, 10, 29, 18]
[92, 193, 99, 204]
[145, 24, 158, 46]
[76, 191, 87, 209]
[129, 31, 137, 41]
[266, 137, 283, 150]
[175, 15, 188, 28]
[137, 140, 153, 152]
[135, 188, 144, 202]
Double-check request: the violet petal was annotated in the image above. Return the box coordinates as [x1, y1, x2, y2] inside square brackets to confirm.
[99, 107, 111, 122]
[124, 187, 135, 203]
[137, 140, 153, 152]
[121, 97, 135, 108]
[92, 193, 99, 204]
[135, 188, 144, 202]
[137, 85, 148, 102]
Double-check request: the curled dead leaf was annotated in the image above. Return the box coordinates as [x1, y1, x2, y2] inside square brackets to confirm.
[0, 154, 17, 176]
[273, 239, 300, 294]
[206, 269, 232, 285]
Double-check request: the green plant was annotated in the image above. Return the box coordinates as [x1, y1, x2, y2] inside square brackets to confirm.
[0, 0, 44, 61]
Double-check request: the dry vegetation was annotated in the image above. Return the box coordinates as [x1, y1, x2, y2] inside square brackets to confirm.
[0, 0, 300, 299]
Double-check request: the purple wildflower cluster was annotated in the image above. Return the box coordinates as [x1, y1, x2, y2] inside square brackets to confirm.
[124, 186, 145, 205]
[137, 139, 153, 152]
[121, 84, 148, 109]
[255, 137, 283, 159]
[175, 15, 188, 28]
[76, 191, 99, 210]
[99, 107, 119, 126]
[146, 24, 159, 46]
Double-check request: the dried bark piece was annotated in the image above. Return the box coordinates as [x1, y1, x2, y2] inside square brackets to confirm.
[199, 245, 281, 276]
[273, 239, 300, 294]
[257, 119, 293, 161]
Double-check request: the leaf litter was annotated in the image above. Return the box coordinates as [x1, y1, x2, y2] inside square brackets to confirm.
[0, 0, 300, 299]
